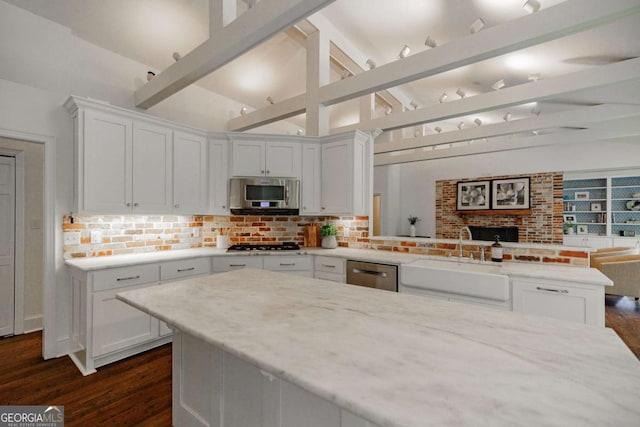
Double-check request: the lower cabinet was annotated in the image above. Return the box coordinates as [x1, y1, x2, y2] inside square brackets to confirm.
[511, 277, 604, 326]
[314, 256, 346, 283]
[173, 330, 379, 427]
[213, 255, 313, 277]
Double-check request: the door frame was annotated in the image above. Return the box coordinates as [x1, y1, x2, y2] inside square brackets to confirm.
[0, 150, 24, 335]
[0, 128, 56, 360]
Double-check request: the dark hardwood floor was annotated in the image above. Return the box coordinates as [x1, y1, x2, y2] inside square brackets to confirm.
[0, 333, 172, 426]
[1, 300, 639, 426]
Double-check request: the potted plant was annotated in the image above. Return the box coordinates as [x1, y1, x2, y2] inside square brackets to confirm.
[320, 223, 338, 249]
[407, 215, 421, 237]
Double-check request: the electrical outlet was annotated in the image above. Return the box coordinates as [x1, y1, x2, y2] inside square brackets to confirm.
[91, 229, 103, 244]
[64, 232, 81, 245]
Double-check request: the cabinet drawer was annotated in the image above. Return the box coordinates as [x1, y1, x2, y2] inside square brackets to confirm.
[263, 256, 312, 272]
[314, 271, 344, 283]
[212, 256, 263, 272]
[93, 264, 160, 292]
[161, 257, 211, 281]
[314, 256, 345, 274]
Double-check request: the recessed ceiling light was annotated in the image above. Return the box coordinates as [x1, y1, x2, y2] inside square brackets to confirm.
[366, 59, 377, 70]
[469, 18, 485, 34]
[456, 88, 466, 99]
[523, 0, 541, 13]
[424, 36, 437, 48]
[492, 79, 505, 90]
[438, 93, 448, 103]
[398, 45, 411, 59]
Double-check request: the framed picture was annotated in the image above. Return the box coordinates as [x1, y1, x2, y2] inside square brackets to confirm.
[563, 214, 576, 223]
[575, 191, 589, 200]
[576, 224, 589, 235]
[456, 180, 490, 210]
[491, 177, 530, 210]
[590, 202, 602, 212]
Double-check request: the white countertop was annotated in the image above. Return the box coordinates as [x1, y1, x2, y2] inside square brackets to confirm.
[117, 269, 640, 427]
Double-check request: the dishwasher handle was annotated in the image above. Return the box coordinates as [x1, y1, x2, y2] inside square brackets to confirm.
[351, 268, 388, 278]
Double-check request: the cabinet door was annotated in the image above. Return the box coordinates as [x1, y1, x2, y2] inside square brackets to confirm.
[321, 140, 352, 214]
[265, 142, 301, 178]
[132, 121, 173, 213]
[82, 109, 132, 212]
[301, 143, 322, 214]
[92, 283, 160, 357]
[232, 140, 265, 176]
[512, 279, 603, 326]
[173, 131, 208, 213]
[209, 138, 229, 214]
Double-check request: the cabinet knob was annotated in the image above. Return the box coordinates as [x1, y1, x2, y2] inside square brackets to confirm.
[261, 170, 265, 174]
[321, 207, 325, 210]
[133, 202, 139, 207]
[266, 170, 270, 174]
[303, 206, 307, 210]
[222, 205, 226, 209]
[126, 202, 132, 207]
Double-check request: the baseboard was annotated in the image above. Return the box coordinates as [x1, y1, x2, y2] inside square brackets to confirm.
[56, 335, 71, 358]
[23, 314, 42, 333]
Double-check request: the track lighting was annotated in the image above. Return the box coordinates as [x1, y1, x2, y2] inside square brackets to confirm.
[410, 101, 419, 110]
[438, 93, 448, 103]
[457, 121, 465, 130]
[297, 129, 304, 136]
[434, 126, 442, 133]
[492, 79, 505, 91]
[503, 112, 512, 122]
[398, 45, 411, 59]
[366, 59, 377, 70]
[340, 69, 351, 79]
[424, 36, 437, 48]
[469, 18, 485, 34]
[456, 88, 466, 99]
[385, 107, 393, 116]
[523, 0, 541, 13]
[528, 73, 541, 82]
[240, 107, 248, 115]
[146, 71, 155, 81]
[266, 96, 275, 105]
[474, 118, 482, 126]
[532, 130, 539, 135]
[172, 52, 181, 62]
[531, 107, 541, 116]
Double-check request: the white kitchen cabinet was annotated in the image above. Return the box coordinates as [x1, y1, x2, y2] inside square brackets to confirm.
[314, 256, 345, 283]
[612, 237, 640, 248]
[512, 277, 604, 326]
[173, 131, 208, 213]
[231, 139, 301, 178]
[301, 142, 322, 215]
[264, 255, 313, 277]
[209, 137, 229, 214]
[132, 121, 173, 213]
[321, 132, 371, 216]
[212, 256, 264, 272]
[563, 235, 612, 249]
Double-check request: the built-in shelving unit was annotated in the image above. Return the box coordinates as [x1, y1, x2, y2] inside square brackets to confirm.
[563, 172, 640, 247]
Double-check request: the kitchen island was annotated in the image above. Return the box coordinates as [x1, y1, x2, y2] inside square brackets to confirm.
[117, 268, 640, 427]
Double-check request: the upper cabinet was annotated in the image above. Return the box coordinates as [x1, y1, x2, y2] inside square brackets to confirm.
[301, 142, 322, 215]
[66, 97, 208, 214]
[208, 137, 229, 214]
[231, 140, 301, 178]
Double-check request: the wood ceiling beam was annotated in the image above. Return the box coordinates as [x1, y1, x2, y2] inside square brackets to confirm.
[374, 104, 640, 154]
[374, 127, 640, 166]
[135, 0, 334, 109]
[334, 57, 640, 134]
[319, 0, 640, 107]
[230, 95, 307, 132]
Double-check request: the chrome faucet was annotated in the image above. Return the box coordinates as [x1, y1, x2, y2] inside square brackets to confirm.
[459, 226, 473, 258]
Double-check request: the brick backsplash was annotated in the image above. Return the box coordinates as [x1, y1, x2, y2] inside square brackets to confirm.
[436, 172, 564, 244]
[62, 214, 370, 259]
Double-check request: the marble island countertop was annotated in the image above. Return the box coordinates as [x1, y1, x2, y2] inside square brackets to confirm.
[117, 269, 640, 427]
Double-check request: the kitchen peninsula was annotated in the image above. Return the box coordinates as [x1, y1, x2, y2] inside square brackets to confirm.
[117, 268, 640, 427]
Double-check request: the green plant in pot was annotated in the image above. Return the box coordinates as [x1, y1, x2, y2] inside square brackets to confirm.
[407, 215, 421, 237]
[320, 223, 338, 249]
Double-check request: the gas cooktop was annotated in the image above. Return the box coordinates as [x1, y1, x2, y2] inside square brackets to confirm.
[226, 242, 301, 252]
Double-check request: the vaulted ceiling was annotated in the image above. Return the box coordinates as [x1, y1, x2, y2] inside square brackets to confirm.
[7, 0, 640, 164]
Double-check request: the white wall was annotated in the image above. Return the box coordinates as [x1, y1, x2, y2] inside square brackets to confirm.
[376, 138, 640, 238]
[0, 1, 299, 355]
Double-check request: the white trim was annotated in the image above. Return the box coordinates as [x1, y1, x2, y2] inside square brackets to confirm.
[23, 314, 43, 333]
[0, 127, 56, 360]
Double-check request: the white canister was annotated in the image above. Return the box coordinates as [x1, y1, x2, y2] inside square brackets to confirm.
[217, 235, 229, 249]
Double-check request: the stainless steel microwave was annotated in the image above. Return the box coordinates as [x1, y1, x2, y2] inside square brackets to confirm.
[229, 177, 300, 215]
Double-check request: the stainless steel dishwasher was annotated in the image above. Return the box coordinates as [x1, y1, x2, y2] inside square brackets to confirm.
[346, 260, 398, 292]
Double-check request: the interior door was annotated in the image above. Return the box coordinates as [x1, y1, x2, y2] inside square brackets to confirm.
[0, 155, 15, 336]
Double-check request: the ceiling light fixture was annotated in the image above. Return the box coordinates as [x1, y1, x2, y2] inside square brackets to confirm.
[146, 71, 155, 81]
[266, 96, 275, 105]
[456, 88, 466, 99]
[297, 129, 304, 136]
[532, 130, 539, 135]
[385, 107, 393, 115]
[424, 36, 437, 48]
[240, 107, 248, 115]
[531, 107, 541, 116]
[434, 126, 442, 133]
[528, 73, 541, 82]
[492, 79, 505, 90]
[469, 18, 485, 34]
[398, 45, 411, 59]
[172, 52, 181, 62]
[438, 93, 448, 103]
[474, 118, 482, 126]
[523, 0, 541, 13]
[503, 112, 512, 122]
[340, 69, 351, 79]
[366, 59, 377, 70]
[410, 101, 419, 109]
[457, 121, 465, 130]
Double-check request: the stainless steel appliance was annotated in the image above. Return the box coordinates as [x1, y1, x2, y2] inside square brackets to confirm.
[227, 242, 302, 252]
[346, 260, 398, 292]
[229, 177, 299, 215]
